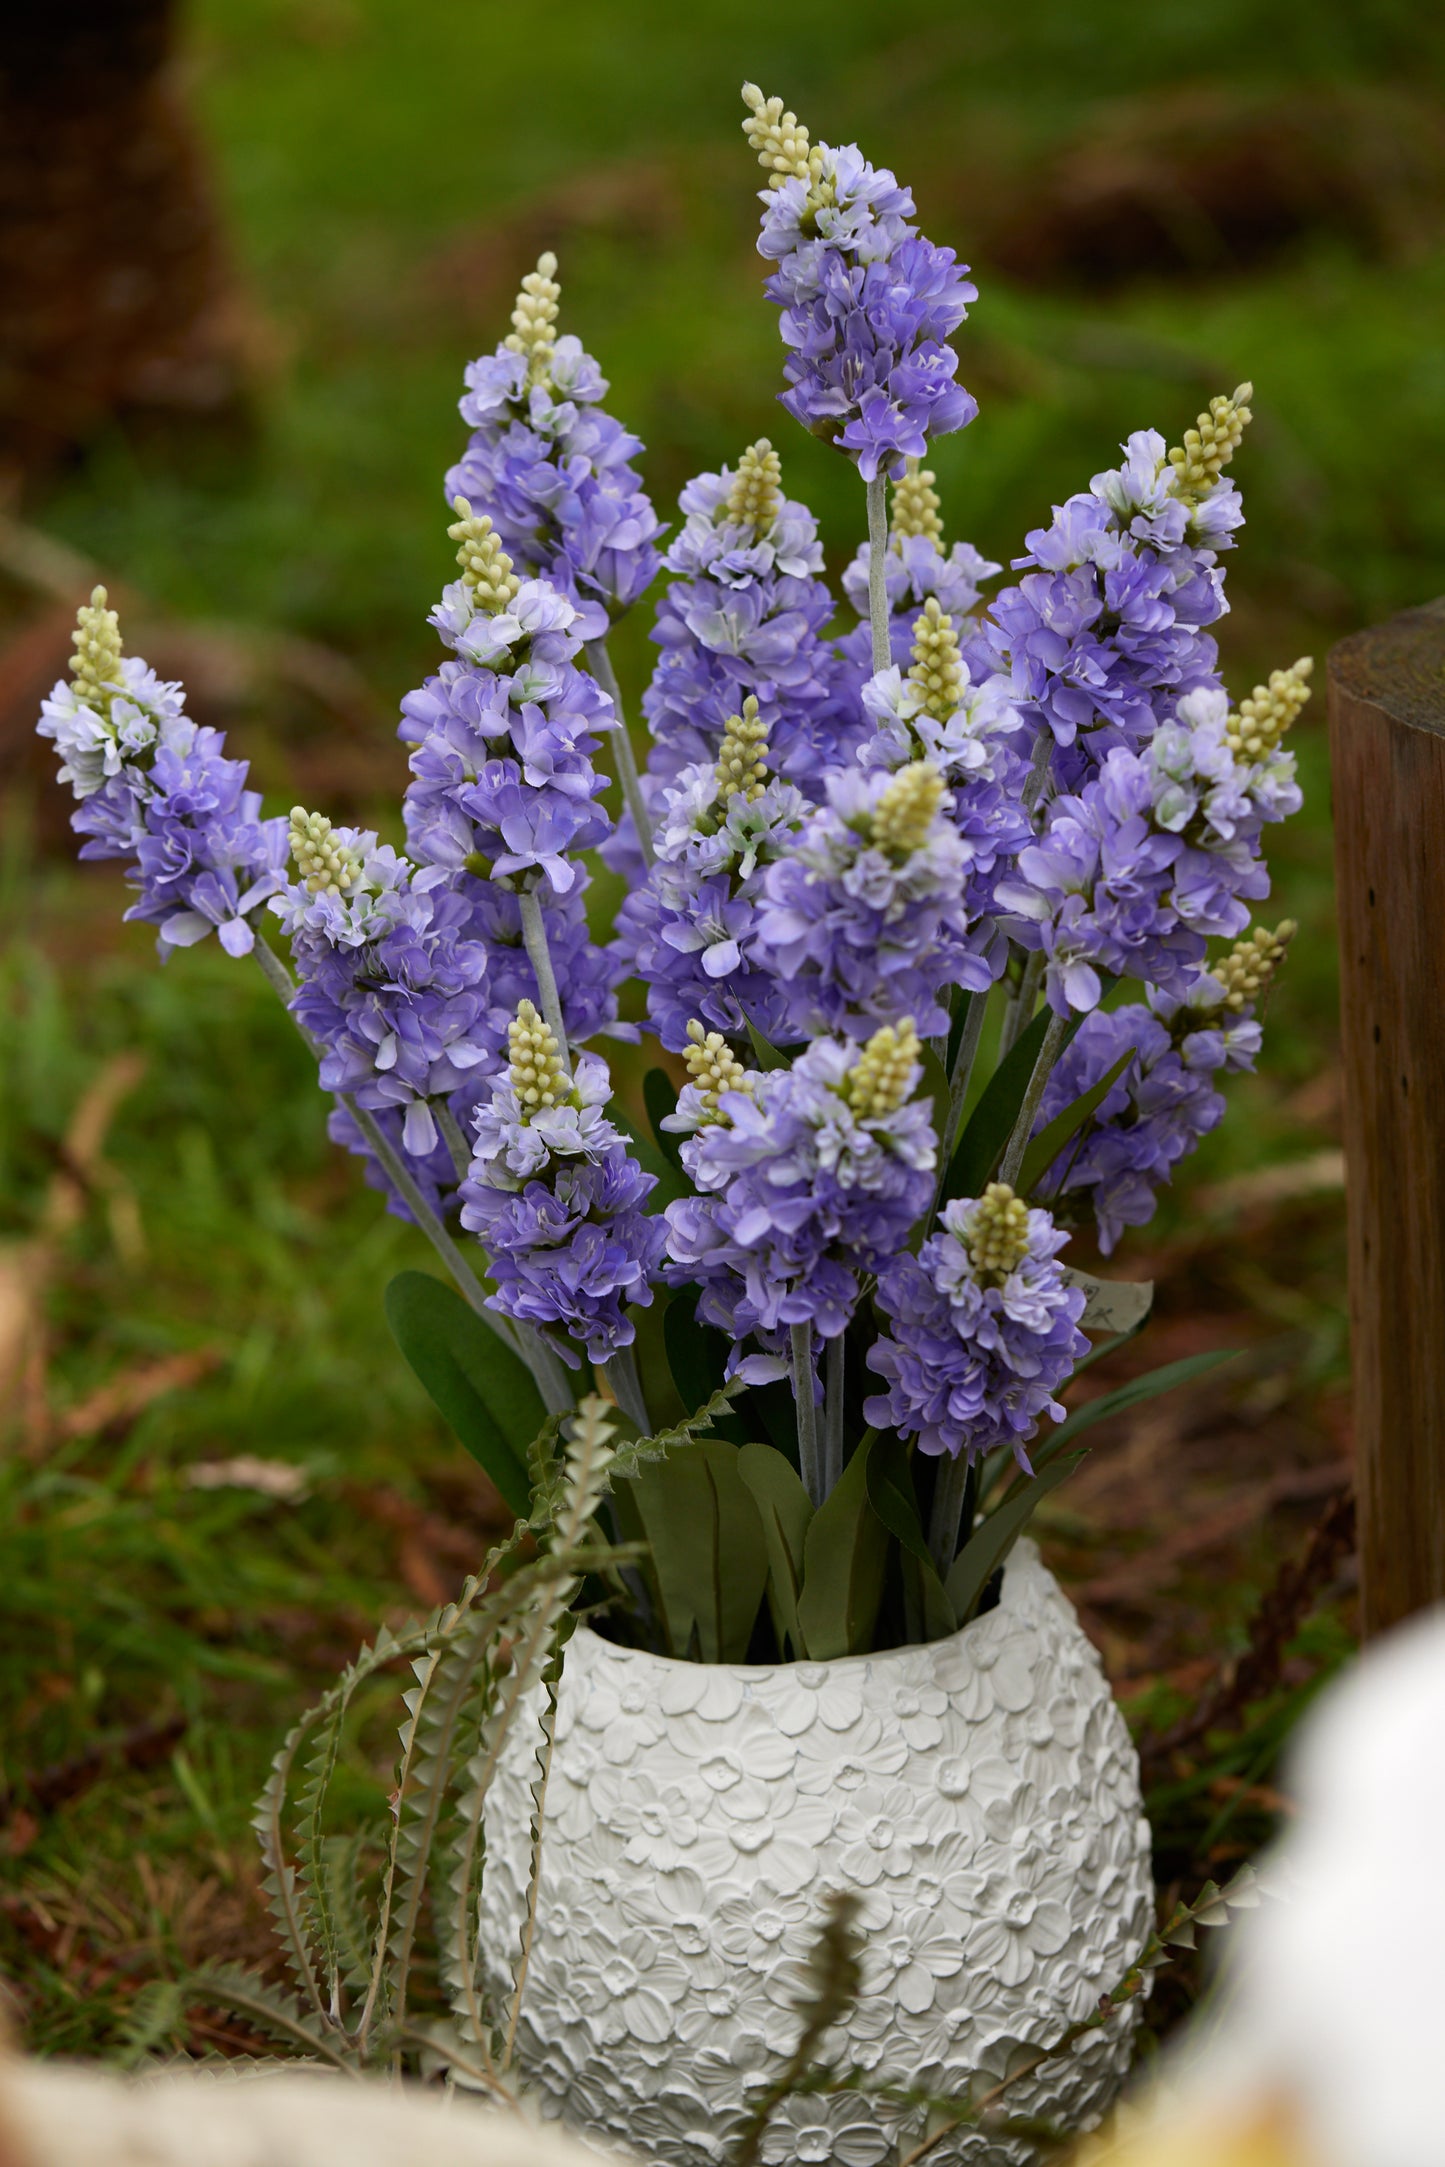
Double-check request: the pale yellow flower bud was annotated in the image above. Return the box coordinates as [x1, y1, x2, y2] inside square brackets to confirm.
[448, 498, 521, 614]
[723, 438, 783, 531]
[964, 1182, 1031, 1278]
[289, 808, 364, 897]
[684, 1018, 755, 1122]
[891, 459, 943, 543]
[741, 83, 813, 185]
[502, 251, 561, 384]
[715, 695, 769, 803]
[845, 1020, 921, 1118]
[1168, 382, 1253, 506]
[1209, 920, 1297, 1013]
[70, 584, 123, 712]
[1226, 657, 1313, 762]
[907, 596, 964, 722]
[871, 760, 945, 856]
[509, 998, 569, 1116]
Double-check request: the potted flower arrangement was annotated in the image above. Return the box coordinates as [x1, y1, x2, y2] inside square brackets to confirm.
[35, 81, 1309, 2166]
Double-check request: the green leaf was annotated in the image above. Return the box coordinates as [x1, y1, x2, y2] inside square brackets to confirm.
[663, 1293, 749, 1446]
[643, 1068, 685, 1174]
[611, 1106, 687, 1207]
[946, 1452, 1086, 1624]
[1030, 1347, 1241, 1477]
[796, 1434, 889, 1660]
[746, 1020, 791, 1071]
[384, 1271, 541, 1515]
[1019, 1048, 1134, 1196]
[955, 1348, 1242, 1613]
[916, 1039, 953, 1160]
[866, 1434, 956, 1641]
[942, 1005, 1052, 1205]
[617, 1441, 769, 1662]
[737, 1442, 815, 1658]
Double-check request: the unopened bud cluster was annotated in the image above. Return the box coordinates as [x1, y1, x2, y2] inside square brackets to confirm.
[1168, 383, 1253, 505]
[70, 585, 123, 711]
[684, 1019, 754, 1121]
[502, 252, 561, 384]
[714, 696, 769, 802]
[449, 499, 521, 613]
[1210, 920, 1297, 1012]
[289, 808, 363, 896]
[908, 596, 964, 721]
[723, 438, 783, 531]
[871, 760, 945, 856]
[964, 1183, 1031, 1279]
[1226, 657, 1313, 761]
[892, 460, 943, 542]
[509, 999, 569, 1116]
[845, 1020, 921, 1118]
[740, 83, 816, 185]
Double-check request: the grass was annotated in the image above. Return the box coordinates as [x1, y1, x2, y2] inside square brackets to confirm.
[4, 0, 1436, 2064]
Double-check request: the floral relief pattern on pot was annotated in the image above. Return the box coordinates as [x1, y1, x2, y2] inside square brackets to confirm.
[483, 1541, 1152, 2165]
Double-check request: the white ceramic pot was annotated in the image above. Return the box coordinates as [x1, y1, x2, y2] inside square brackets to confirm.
[483, 1540, 1152, 2166]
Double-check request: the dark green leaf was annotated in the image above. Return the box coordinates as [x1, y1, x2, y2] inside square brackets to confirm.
[611, 1107, 687, 1207]
[737, 1442, 814, 1658]
[796, 1434, 889, 1660]
[916, 1039, 953, 1160]
[663, 1294, 749, 1446]
[942, 1005, 1052, 1205]
[384, 1271, 541, 1515]
[617, 1442, 769, 1662]
[945, 1452, 1085, 1624]
[1031, 1348, 1241, 1477]
[867, 1434, 956, 1641]
[1019, 1048, 1134, 1196]
[643, 1069, 685, 1174]
[746, 1020, 791, 1071]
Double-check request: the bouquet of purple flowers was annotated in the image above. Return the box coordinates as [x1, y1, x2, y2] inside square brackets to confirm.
[36, 87, 1307, 1662]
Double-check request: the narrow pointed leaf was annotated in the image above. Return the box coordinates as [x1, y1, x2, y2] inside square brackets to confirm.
[945, 1452, 1086, 1623]
[737, 1442, 815, 1658]
[796, 1433, 888, 1660]
[385, 1271, 540, 1515]
[642, 1068, 685, 1173]
[1019, 1048, 1134, 1195]
[866, 1432, 956, 1640]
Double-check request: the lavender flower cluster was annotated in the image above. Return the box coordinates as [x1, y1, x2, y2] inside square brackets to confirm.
[36, 87, 1308, 1498]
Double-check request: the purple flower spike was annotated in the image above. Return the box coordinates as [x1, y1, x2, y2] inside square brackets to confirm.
[742, 88, 977, 480]
[866, 1183, 1087, 1465]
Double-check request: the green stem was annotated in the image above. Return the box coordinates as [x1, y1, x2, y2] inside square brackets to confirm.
[927, 1452, 975, 1579]
[251, 938, 548, 1382]
[821, 1331, 845, 1499]
[791, 1320, 823, 1508]
[938, 990, 988, 1169]
[602, 1346, 651, 1435]
[436, 1099, 472, 1182]
[517, 884, 570, 1070]
[998, 1009, 1070, 1189]
[998, 948, 1044, 1060]
[865, 472, 891, 677]
[585, 638, 654, 869]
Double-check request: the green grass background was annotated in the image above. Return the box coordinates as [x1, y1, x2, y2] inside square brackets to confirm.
[3, 0, 1441, 2056]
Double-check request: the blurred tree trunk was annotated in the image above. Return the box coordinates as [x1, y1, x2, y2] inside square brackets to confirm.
[0, 0, 257, 490]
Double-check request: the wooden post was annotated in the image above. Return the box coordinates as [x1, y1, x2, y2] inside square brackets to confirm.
[1329, 597, 1445, 1636]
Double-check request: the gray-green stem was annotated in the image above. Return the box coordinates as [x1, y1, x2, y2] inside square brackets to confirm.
[517, 884, 570, 1071]
[251, 937, 572, 1401]
[602, 1346, 651, 1435]
[865, 473, 891, 677]
[927, 1451, 973, 1579]
[585, 638, 654, 869]
[791, 1320, 823, 1508]
[937, 989, 988, 1173]
[821, 1331, 845, 1498]
[998, 949, 1045, 1060]
[997, 1008, 1071, 1189]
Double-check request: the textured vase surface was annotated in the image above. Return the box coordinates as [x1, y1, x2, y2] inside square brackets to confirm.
[483, 1540, 1152, 2166]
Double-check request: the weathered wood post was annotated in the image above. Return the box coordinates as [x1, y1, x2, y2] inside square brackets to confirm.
[1329, 597, 1445, 1635]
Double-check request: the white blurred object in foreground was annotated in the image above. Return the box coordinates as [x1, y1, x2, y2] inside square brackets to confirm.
[1083, 1604, 1445, 2167]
